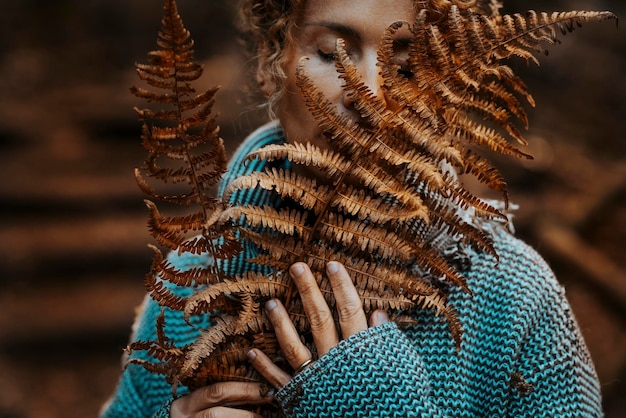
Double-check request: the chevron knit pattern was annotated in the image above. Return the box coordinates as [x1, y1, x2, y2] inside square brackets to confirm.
[100, 121, 602, 418]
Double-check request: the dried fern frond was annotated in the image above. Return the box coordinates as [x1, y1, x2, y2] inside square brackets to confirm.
[126, 0, 253, 394]
[131, 0, 236, 259]
[126, 0, 616, 410]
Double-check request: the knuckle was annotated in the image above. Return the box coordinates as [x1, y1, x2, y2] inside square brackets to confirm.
[242, 383, 260, 399]
[307, 309, 333, 330]
[338, 302, 363, 322]
[296, 279, 317, 297]
[266, 308, 285, 327]
[281, 341, 303, 360]
[204, 384, 226, 403]
[201, 408, 225, 418]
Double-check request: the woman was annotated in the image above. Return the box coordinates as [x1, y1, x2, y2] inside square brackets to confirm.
[101, 0, 603, 416]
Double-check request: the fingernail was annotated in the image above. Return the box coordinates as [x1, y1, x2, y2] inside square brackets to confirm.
[247, 349, 257, 361]
[266, 299, 277, 311]
[326, 261, 339, 274]
[290, 263, 304, 278]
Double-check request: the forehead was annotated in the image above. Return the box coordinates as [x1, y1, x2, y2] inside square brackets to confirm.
[299, 0, 416, 38]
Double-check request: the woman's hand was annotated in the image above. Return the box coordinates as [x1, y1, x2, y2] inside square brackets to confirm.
[248, 261, 390, 389]
[170, 381, 273, 418]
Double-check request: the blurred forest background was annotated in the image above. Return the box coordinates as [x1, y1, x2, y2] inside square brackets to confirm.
[0, 0, 624, 417]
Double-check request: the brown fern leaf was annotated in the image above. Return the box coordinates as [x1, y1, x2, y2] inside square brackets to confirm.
[153, 261, 221, 288]
[241, 230, 304, 265]
[222, 205, 312, 240]
[184, 273, 291, 320]
[337, 40, 464, 166]
[126, 0, 245, 390]
[124, 312, 190, 394]
[224, 168, 331, 215]
[411, 6, 617, 154]
[333, 185, 426, 223]
[460, 149, 509, 203]
[132, 0, 234, 254]
[143, 245, 187, 310]
[180, 314, 267, 379]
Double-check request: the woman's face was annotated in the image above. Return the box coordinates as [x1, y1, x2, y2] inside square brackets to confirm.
[273, 0, 416, 149]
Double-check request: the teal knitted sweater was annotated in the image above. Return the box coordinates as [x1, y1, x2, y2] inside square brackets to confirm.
[100, 121, 602, 417]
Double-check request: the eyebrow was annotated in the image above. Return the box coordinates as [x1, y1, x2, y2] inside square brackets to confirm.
[303, 21, 413, 46]
[303, 21, 362, 41]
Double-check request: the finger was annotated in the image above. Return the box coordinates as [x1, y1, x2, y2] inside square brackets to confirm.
[265, 299, 312, 370]
[192, 406, 262, 418]
[170, 382, 271, 416]
[369, 309, 390, 327]
[247, 348, 292, 388]
[290, 262, 339, 356]
[326, 261, 368, 338]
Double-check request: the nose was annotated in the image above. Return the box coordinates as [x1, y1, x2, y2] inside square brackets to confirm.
[342, 54, 389, 112]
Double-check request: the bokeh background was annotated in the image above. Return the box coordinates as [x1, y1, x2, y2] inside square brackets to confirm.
[0, 0, 624, 416]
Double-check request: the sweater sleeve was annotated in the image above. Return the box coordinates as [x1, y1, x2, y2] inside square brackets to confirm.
[275, 321, 442, 418]
[508, 286, 603, 417]
[99, 251, 209, 418]
[99, 295, 181, 418]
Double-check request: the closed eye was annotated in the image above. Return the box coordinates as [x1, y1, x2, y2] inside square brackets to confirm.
[317, 49, 336, 63]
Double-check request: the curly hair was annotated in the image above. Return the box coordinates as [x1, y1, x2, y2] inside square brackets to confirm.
[237, 0, 499, 115]
[237, 0, 305, 114]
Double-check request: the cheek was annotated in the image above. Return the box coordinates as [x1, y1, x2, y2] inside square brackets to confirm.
[277, 86, 317, 144]
[305, 64, 344, 104]
[278, 59, 347, 145]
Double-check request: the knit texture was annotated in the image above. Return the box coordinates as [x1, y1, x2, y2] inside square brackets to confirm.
[100, 121, 602, 417]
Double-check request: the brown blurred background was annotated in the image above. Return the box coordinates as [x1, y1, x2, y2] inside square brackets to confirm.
[0, 0, 623, 417]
